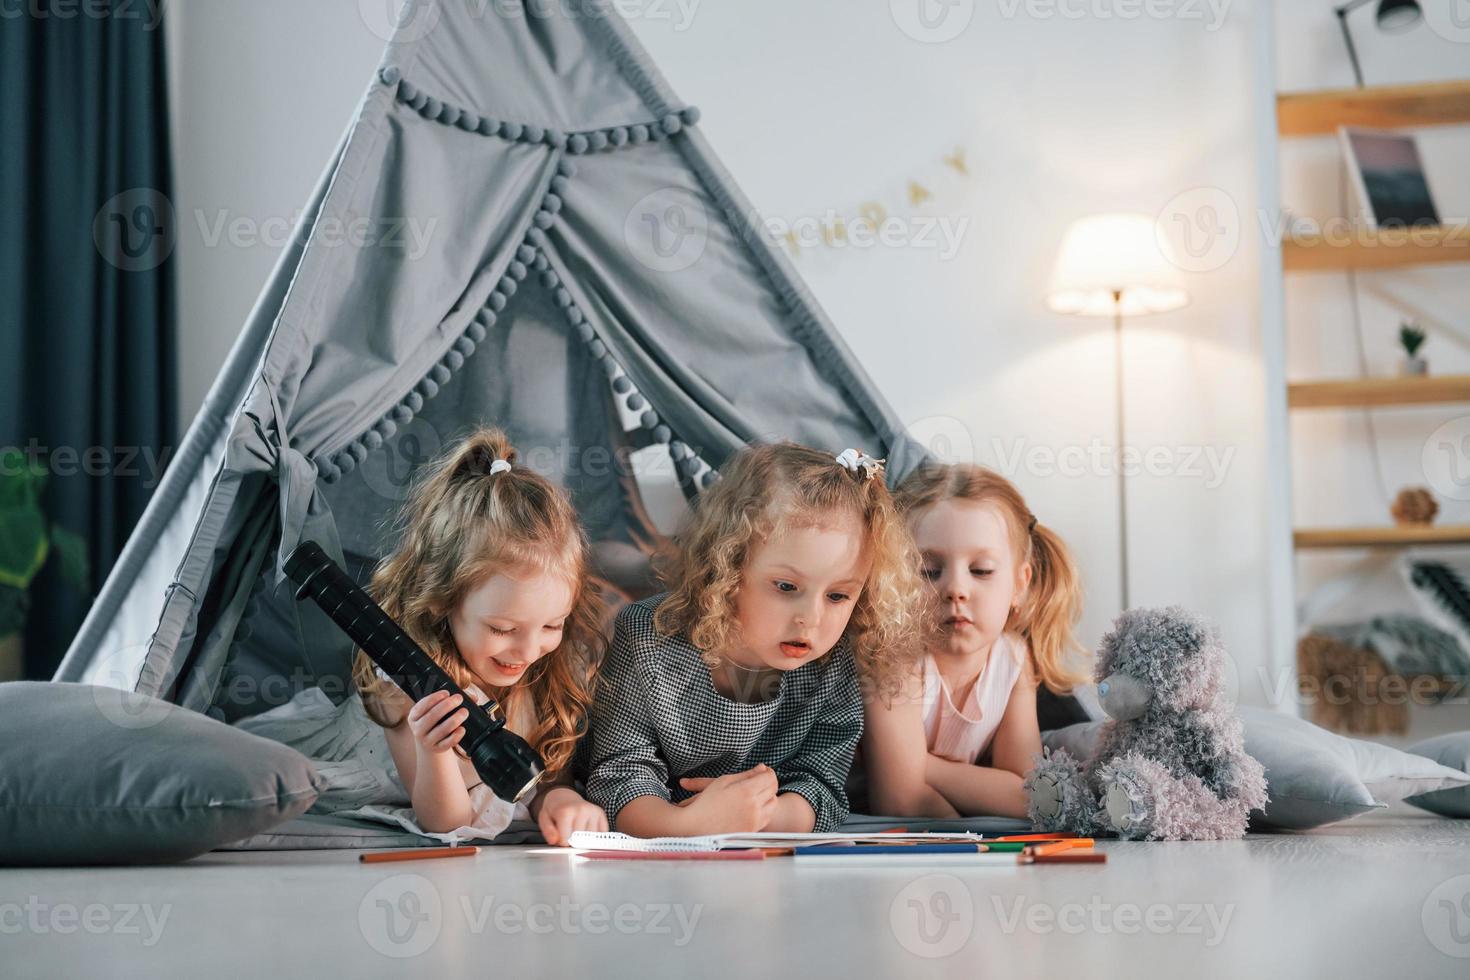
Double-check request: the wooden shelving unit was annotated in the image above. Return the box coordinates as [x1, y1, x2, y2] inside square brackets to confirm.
[1273, 79, 1470, 553]
[1294, 525, 1470, 550]
[1277, 80, 1470, 136]
[1283, 224, 1470, 272]
[1289, 374, 1470, 409]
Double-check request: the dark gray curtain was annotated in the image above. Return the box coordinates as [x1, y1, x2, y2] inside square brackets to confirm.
[0, 3, 176, 678]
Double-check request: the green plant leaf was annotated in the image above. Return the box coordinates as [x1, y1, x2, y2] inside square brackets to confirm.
[48, 524, 90, 592]
[0, 450, 45, 510]
[0, 584, 26, 637]
[0, 509, 48, 589]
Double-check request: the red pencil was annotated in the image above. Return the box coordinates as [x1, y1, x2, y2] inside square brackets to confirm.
[359, 845, 480, 864]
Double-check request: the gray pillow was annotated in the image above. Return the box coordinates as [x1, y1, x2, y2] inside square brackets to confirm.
[0, 681, 324, 865]
[1043, 706, 1470, 830]
[1405, 732, 1470, 817]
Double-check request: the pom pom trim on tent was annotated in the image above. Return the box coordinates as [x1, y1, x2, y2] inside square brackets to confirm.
[316, 71, 718, 493]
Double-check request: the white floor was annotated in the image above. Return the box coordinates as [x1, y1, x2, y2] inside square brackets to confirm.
[7, 804, 1470, 979]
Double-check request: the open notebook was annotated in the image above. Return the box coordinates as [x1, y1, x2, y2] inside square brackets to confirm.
[567, 831, 987, 852]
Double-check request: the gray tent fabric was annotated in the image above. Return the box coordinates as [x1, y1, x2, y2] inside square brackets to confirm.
[55, 0, 928, 722]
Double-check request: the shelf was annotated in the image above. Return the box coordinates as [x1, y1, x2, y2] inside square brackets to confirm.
[1283, 225, 1470, 271]
[1288, 375, 1470, 409]
[1278, 80, 1470, 136]
[1294, 525, 1470, 549]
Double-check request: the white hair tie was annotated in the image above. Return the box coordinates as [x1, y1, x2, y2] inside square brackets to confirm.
[489, 458, 512, 476]
[834, 448, 885, 481]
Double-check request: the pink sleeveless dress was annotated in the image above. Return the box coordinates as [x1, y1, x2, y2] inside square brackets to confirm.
[922, 632, 1028, 764]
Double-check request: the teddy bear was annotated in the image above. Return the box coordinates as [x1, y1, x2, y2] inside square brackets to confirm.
[1025, 606, 1268, 841]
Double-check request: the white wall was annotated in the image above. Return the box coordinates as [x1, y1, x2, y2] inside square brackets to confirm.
[168, 0, 1289, 703]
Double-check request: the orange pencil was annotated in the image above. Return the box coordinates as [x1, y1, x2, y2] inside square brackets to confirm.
[992, 832, 1086, 842]
[360, 845, 481, 864]
[1027, 840, 1090, 857]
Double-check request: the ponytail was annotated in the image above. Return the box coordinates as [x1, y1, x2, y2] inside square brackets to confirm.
[895, 463, 1089, 694]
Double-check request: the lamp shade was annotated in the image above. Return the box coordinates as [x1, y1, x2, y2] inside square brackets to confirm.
[1046, 212, 1190, 317]
[1375, 0, 1421, 32]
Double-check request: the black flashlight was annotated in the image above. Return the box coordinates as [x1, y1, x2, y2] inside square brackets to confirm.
[284, 540, 544, 803]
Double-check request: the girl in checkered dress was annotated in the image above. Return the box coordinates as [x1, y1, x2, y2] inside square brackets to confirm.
[585, 443, 927, 835]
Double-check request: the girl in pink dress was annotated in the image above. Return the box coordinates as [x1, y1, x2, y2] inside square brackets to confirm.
[863, 464, 1090, 818]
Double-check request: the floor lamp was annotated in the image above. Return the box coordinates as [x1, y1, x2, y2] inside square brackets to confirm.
[1046, 213, 1190, 613]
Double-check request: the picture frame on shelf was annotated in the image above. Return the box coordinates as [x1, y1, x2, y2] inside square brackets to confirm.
[1338, 126, 1441, 229]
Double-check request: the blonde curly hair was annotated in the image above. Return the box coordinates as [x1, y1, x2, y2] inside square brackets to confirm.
[894, 462, 1089, 695]
[350, 426, 606, 780]
[653, 441, 926, 698]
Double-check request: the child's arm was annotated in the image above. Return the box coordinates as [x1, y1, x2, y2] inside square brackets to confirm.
[620, 767, 779, 837]
[527, 777, 608, 846]
[861, 665, 962, 818]
[767, 653, 866, 832]
[583, 625, 691, 836]
[382, 689, 477, 833]
[923, 675, 1041, 819]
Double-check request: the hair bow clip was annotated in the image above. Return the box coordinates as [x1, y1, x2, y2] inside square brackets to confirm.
[834, 448, 885, 481]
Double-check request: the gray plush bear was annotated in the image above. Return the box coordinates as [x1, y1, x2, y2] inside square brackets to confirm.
[1025, 606, 1267, 841]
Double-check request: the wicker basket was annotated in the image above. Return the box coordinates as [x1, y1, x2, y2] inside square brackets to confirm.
[1296, 632, 1408, 735]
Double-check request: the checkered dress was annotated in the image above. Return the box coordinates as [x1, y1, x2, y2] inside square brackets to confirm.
[584, 594, 864, 832]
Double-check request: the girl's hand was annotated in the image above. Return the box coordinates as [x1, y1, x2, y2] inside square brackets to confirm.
[677, 765, 779, 833]
[407, 690, 469, 756]
[537, 787, 608, 846]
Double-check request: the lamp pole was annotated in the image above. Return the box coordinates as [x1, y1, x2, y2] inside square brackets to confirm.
[1113, 288, 1130, 613]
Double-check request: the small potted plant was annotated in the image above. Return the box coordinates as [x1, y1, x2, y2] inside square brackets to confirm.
[1399, 321, 1428, 376]
[1, 448, 88, 681]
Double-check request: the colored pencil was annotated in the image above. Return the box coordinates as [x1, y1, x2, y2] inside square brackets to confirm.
[1023, 851, 1107, 865]
[1028, 840, 1089, 857]
[577, 848, 766, 861]
[793, 843, 984, 856]
[359, 845, 480, 864]
[992, 833, 1089, 842]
